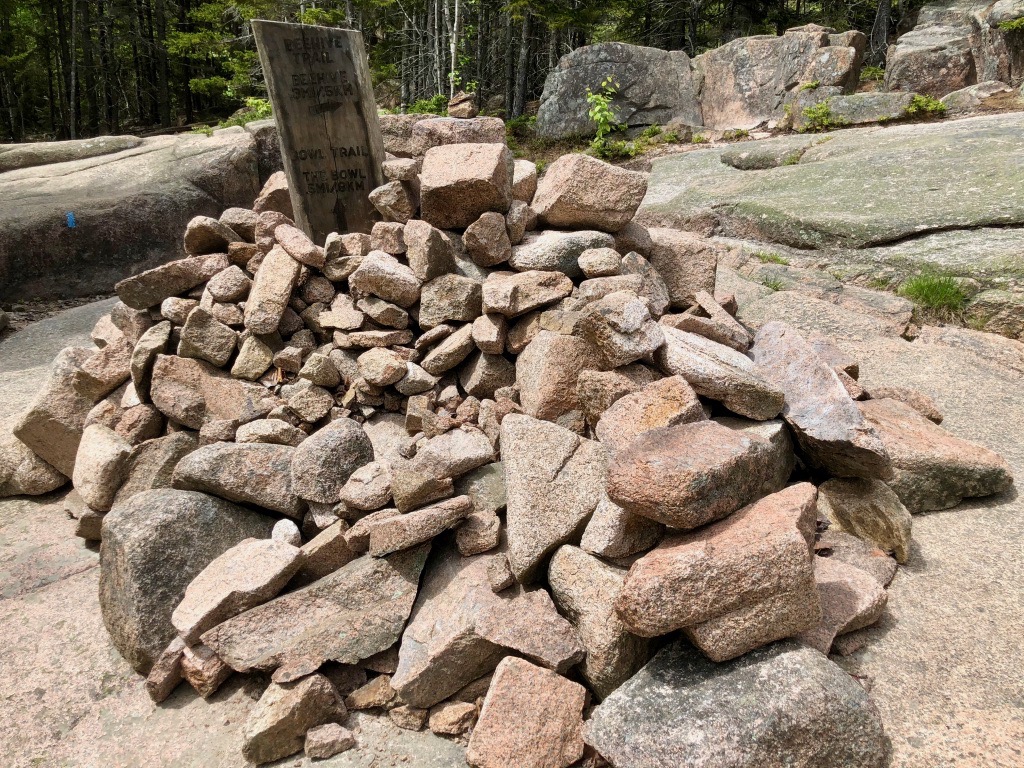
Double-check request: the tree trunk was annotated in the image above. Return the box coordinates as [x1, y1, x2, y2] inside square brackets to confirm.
[82, 0, 99, 135]
[870, 0, 892, 66]
[512, 12, 531, 119]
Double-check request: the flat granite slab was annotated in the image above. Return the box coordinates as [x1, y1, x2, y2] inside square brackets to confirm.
[637, 112, 1024, 250]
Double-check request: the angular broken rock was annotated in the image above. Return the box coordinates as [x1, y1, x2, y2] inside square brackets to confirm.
[130, 321, 172, 402]
[577, 290, 665, 369]
[482, 270, 573, 318]
[580, 493, 663, 560]
[616, 483, 820, 659]
[72, 335, 133, 399]
[859, 397, 1013, 513]
[100, 489, 273, 673]
[645, 228, 719, 309]
[607, 420, 785, 530]
[171, 538, 304, 643]
[797, 556, 888, 654]
[516, 331, 598, 422]
[339, 460, 392, 511]
[112, 431, 198, 509]
[584, 640, 888, 768]
[467, 656, 586, 768]
[392, 545, 583, 709]
[173, 442, 304, 517]
[305, 723, 355, 759]
[595, 375, 704, 452]
[290, 417, 374, 504]
[71, 424, 132, 511]
[0, 432, 67, 498]
[656, 326, 784, 420]
[244, 245, 303, 334]
[817, 477, 912, 564]
[465, 211, 513, 267]
[531, 154, 648, 234]
[419, 142, 514, 229]
[13, 347, 96, 477]
[184, 215, 240, 255]
[502, 414, 607, 582]
[115, 253, 230, 310]
[149, 354, 270, 430]
[816, 529, 898, 587]
[178, 307, 237, 367]
[350, 250, 423, 308]
[296, 520, 358, 584]
[145, 636, 186, 703]
[866, 385, 943, 424]
[411, 426, 494, 480]
[460, 351, 517, 400]
[576, 364, 659, 428]
[403, 219, 457, 281]
[420, 322, 475, 375]
[418, 273, 483, 329]
[203, 546, 429, 681]
[548, 546, 650, 700]
[429, 701, 478, 735]
[181, 643, 233, 698]
[368, 495, 473, 556]
[751, 322, 893, 479]
[242, 674, 342, 765]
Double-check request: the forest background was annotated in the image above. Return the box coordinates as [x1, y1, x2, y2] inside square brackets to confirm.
[0, 0, 923, 142]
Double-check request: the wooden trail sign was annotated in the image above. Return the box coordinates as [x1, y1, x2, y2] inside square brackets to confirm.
[252, 21, 385, 243]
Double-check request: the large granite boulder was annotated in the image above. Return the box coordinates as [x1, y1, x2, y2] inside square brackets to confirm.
[584, 640, 889, 767]
[885, 0, 1024, 97]
[99, 489, 274, 674]
[0, 129, 261, 302]
[536, 42, 702, 139]
[694, 24, 862, 129]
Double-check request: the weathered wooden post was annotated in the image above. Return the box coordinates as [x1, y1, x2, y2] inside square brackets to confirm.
[252, 20, 385, 243]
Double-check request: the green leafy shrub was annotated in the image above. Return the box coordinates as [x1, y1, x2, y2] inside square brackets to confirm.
[215, 97, 272, 129]
[408, 94, 449, 114]
[899, 273, 966, 314]
[904, 94, 947, 119]
[691, 133, 709, 144]
[800, 101, 847, 132]
[663, 130, 681, 143]
[799, 80, 821, 91]
[587, 77, 626, 156]
[860, 65, 886, 82]
[640, 124, 663, 139]
[722, 128, 750, 140]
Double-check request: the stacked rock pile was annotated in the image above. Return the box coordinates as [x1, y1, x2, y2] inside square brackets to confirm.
[1, 118, 1014, 767]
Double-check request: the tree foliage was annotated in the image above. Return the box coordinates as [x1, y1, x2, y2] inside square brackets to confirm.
[0, 0, 919, 141]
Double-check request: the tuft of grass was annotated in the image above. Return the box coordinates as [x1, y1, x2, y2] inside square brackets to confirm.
[691, 133, 709, 144]
[762, 276, 786, 291]
[722, 128, 750, 140]
[904, 94, 947, 119]
[799, 80, 821, 91]
[998, 17, 1024, 31]
[754, 251, 790, 265]
[860, 65, 885, 82]
[662, 130, 681, 143]
[640, 124, 663, 139]
[867, 276, 891, 290]
[899, 273, 966, 315]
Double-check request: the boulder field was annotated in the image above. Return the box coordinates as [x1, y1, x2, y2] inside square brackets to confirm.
[0, 110, 1017, 767]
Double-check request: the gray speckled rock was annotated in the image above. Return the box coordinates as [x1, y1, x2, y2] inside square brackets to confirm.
[290, 417, 375, 504]
[172, 442, 304, 517]
[204, 546, 429, 682]
[584, 639, 889, 768]
[859, 397, 1013, 513]
[510, 229, 615, 280]
[99, 489, 273, 674]
[752, 322, 893, 479]
[548, 546, 649, 700]
[501, 414, 607, 582]
[656, 326, 784, 420]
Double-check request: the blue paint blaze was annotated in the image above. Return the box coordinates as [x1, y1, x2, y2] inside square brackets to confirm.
[66, 211, 77, 228]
